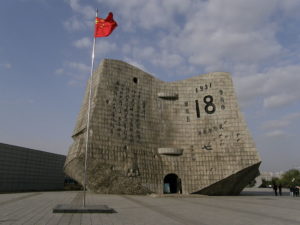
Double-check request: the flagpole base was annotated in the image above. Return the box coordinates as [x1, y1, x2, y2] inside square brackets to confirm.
[52, 204, 116, 213]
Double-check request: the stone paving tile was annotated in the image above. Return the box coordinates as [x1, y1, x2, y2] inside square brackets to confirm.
[0, 189, 299, 225]
[1, 193, 44, 224]
[0, 193, 41, 206]
[81, 214, 92, 225]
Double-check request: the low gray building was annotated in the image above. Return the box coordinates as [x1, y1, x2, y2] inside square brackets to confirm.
[0, 143, 65, 192]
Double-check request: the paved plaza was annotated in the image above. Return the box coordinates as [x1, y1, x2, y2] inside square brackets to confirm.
[0, 188, 299, 225]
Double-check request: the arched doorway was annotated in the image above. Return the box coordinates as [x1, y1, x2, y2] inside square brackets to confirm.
[163, 173, 181, 194]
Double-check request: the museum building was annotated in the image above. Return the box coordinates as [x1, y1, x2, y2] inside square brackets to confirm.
[64, 59, 261, 195]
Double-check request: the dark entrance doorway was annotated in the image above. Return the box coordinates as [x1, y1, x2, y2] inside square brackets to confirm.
[163, 173, 181, 194]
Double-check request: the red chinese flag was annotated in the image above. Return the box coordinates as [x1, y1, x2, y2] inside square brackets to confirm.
[94, 12, 118, 38]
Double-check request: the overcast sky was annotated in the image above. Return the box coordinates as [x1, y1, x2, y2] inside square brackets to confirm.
[1, 0, 300, 172]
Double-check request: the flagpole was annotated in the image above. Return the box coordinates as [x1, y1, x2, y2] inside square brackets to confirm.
[83, 8, 98, 207]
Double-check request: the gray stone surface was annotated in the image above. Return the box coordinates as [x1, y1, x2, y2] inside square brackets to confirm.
[65, 59, 261, 195]
[0, 143, 66, 192]
[0, 189, 300, 225]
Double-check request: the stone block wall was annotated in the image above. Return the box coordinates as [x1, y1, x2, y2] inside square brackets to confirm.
[0, 143, 65, 192]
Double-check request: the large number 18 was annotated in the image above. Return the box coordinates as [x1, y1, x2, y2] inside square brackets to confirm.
[203, 95, 216, 114]
[195, 95, 216, 118]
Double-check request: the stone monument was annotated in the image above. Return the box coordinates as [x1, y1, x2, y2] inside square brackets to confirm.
[64, 59, 261, 195]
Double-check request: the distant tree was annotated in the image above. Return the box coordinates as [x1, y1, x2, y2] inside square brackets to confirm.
[280, 169, 300, 187]
[272, 177, 280, 185]
[260, 178, 272, 188]
[248, 179, 256, 187]
[260, 178, 267, 187]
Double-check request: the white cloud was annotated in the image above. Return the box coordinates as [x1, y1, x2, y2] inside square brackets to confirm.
[55, 61, 90, 86]
[64, 17, 86, 31]
[67, 0, 298, 79]
[90, 0, 296, 79]
[64, 0, 300, 66]
[235, 65, 300, 109]
[0, 63, 12, 69]
[17, 0, 47, 3]
[67, 61, 89, 72]
[64, 0, 94, 31]
[151, 51, 183, 68]
[168, 0, 283, 73]
[27, 99, 35, 104]
[55, 68, 64, 75]
[67, 79, 82, 87]
[96, 0, 191, 30]
[65, 0, 95, 19]
[121, 44, 131, 55]
[94, 40, 117, 56]
[136, 46, 155, 60]
[73, 37, 92, 48]
[123, 57, 148, 72]
[285, 112, 300, 121]
[265, 130, 285, 138]
[261, 112, 300, 138]
[122, 44, 183, 70]
[262, 112, 300, 130]
[263, 93, 297, 109]
[65, 0, 300, 107]
[280, 0, 300, 17]
[262, 120, 290, 130]
[234, 73, 265, 105]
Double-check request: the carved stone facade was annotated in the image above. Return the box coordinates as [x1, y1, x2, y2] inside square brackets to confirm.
[64, 59, 261, 195]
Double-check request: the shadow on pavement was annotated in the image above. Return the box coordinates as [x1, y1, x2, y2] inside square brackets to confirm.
[240, 188, 290, 196]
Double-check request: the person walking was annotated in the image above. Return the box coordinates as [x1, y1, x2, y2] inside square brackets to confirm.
[294, 186, 299, 197]
[290, 186, 294, 197]
[273, 183, 278, 196]
[177, 178, 182, 194]
[278, 184, 282, 196]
